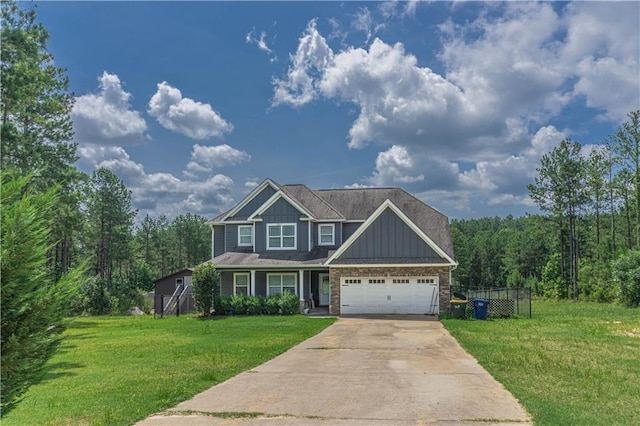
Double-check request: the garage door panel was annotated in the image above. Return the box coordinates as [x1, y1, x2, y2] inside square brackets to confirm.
[341, 277, 439, 315]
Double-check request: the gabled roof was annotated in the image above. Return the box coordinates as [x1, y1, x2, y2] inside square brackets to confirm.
[316, 188, 454, 259]
[325, 199, 456, 265]
[209, 178, 280, 223]
[247, 189, 314, 221]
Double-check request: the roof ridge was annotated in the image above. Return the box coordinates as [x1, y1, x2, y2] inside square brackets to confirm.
[282, 184, 346, 220]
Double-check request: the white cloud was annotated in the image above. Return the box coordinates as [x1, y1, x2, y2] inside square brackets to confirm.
[368, 145, 424, 186]
[272, 19, 334, 107]
[72, 72, 148, 144]
[351, 7, 385, 43]
[186, 144, 251, 174]
[246, 29, 277, 62]
[274, 5, 638, 215]
[77, 144, 236, 218]
[148, 81, 233, 139]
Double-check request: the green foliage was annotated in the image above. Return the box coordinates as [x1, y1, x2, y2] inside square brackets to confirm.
[245, 296, 265, 315]
[73, 276, 112, 315]
[214, 295, 231, 315]
[0, 172, 87, 415]
[278, 291, 300, 315]
[264, 296, 281, 315]
[86, 168, 136, 287]
[541, 253, 563, 299]
[192, 263, 220, 315]
[134, 213, 212, 280]
[578, 260, 617, 303]
[229, 294, 248, 315]
[612, 250, 640, 307]
[1, 1, 85, 278]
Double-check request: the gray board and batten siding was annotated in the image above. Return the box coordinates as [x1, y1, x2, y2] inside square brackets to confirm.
[228, 184, 277, 220]
[254, 197, 309, 252]
[332, 207, 447, 264]
[213, 225, 225, 257]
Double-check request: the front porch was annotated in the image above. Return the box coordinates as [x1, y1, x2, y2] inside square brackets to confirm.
[218, 268, 332, 309]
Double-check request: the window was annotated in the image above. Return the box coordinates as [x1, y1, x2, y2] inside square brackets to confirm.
[238, 225, 253, 246]
[267, 224, 296, 250]
[369, 279, 386, 284]
[233, 273, 249, 295]
[344, 279, 361, 284]
[267, 273, 297, 296]
[318, 224, 335, 245]
[417, 278, 436, 284]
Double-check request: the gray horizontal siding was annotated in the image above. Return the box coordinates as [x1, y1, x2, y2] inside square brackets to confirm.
[338, 208, 442, 261]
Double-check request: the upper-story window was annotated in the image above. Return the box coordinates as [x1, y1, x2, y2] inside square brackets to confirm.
[238, 225, 253, 246]
[319, 224, 335, 245]
[267, 223, 296, 250]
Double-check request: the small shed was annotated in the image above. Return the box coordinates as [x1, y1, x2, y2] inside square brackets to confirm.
[154, 268, 195, 315]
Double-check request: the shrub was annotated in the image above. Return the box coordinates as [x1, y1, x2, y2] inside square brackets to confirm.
[246, 296, 264, 315]
[264, 296, 280, 315]
[192, 264, 220, 315]
[229, 294, 247, 315]
[613, 250, 640, 307]
[214, 295, 231, 315]
[278, 291, 300, 315]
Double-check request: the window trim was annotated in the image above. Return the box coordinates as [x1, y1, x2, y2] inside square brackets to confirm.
[266, 272, 297, 296]
[318, 223, 335, 246]
[266, 223, 297, 250]
[237, 225, 253, 247]
[233, 272, 250, 295]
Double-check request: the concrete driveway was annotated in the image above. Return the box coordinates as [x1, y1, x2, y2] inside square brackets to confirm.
[139, 316, 530, 425]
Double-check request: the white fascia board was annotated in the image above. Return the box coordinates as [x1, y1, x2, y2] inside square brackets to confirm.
[213, 264, 328, 270]
[325, 199, 457, 266]
[247, 190, 314, 221]
[328, 263, 455, 268]
[219, 178, 279, 222]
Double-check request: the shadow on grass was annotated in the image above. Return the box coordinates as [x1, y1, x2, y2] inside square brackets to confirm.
[68, 320, 102, 329]
[40, 361, 85, 381]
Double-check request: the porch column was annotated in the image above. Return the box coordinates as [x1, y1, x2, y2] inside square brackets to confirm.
[250, 270, 256, 296]
[299, 269, 304, 300]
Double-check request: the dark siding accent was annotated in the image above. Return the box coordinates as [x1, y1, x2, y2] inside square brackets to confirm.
[225, 225, 238, 250]
[154, 270, 192, 295]
[220, 271, 233, 296]
[260, 198, 308, 252]
[213, 225, 225, 257]
[342, 222, 362, 242]
[229, 185, 277, 220]
[339, 208, 441, 260]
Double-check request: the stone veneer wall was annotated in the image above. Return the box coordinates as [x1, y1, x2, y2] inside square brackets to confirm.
[328, 266, 451, 316]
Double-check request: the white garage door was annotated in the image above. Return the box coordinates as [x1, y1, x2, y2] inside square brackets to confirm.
[341, 277, 439, 315]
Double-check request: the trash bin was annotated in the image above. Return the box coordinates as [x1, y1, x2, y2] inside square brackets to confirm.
[450, 299, 467, 319]
[472, 298, 490, 320]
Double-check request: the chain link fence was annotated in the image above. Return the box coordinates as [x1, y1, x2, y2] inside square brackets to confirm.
[451, 286, 531, 318]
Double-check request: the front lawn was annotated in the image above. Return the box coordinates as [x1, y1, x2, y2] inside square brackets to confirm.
[3, 315, 335, 425]
[442, 300, 640, 425]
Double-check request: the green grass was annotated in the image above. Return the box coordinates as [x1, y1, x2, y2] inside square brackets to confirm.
[3, 314, 336, 426]
[442, 300, 640, 425]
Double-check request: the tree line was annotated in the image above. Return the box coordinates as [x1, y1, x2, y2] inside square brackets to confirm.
[452, 111, 640, 307]
[0, 2, 211, 413]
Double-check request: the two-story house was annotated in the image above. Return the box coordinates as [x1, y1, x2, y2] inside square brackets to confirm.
[208, 178, 456, 316]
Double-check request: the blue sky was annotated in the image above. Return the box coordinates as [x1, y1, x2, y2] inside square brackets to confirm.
[35, 1, 639, 221]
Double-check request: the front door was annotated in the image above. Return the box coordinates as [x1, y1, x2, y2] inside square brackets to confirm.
[319, 274, 330, 306]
